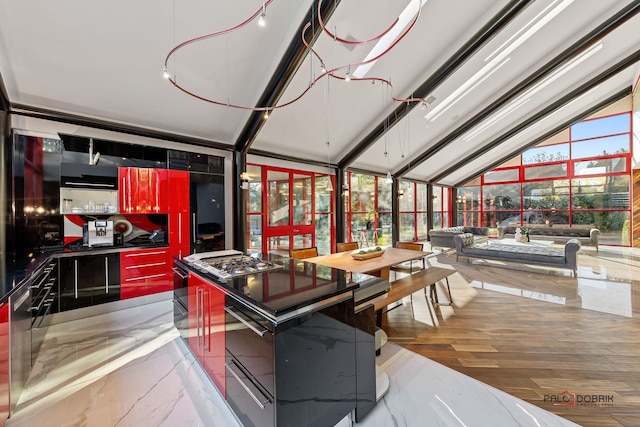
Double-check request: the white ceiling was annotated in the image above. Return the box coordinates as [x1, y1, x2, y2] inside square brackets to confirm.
[1, 0, 639, 186]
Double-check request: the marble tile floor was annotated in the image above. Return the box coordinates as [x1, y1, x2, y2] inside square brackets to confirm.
[6, 298, 579, 427]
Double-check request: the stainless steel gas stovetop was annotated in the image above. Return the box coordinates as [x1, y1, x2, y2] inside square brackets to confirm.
[184, 250, 283, 281]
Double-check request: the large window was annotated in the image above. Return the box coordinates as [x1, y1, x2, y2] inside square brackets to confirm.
[457, 112, 632, 245]
[344, 172, 392, 247]
[432, 185, 450, 230]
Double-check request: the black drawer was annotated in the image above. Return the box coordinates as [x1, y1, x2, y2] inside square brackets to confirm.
[225, 351, 274, 427]
[224, 296, 274, 396]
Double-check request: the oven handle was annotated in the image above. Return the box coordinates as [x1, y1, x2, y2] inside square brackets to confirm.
[172, 267, 188, 279]
[224, 306, 269, 337]
[225, 360, 270, 410]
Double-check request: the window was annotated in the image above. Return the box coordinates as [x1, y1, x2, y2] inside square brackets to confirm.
[522, 143, 569, 164]
[478, 111, 631, 245]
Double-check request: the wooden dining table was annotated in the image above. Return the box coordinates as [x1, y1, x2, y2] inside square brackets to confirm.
[305, 247, 431, 275]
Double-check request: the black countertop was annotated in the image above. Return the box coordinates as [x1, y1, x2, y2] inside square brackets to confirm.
[1, 242, 169, 305]
[177, 256, 362, 323]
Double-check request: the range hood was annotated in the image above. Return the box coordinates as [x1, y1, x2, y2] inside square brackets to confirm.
[59, 162, 118, 189]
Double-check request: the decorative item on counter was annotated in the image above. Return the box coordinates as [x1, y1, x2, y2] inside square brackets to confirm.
[523, 228, 531, 242]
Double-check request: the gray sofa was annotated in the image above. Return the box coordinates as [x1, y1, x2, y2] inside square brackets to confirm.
[453, 233, 581, 276]
[497, 226, 599, 252]
[429, 226, 489, 248]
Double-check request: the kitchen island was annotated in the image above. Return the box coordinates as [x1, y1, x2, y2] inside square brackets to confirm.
[175, 252, 387, 426]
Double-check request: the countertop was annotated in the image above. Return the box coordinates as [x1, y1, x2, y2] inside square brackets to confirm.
[1, 242, 169, 304]
[177, 256, 363, 323]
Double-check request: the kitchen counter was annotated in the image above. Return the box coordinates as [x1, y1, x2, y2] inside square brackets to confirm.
[176, 256, 361, 323]
[0, 242, 169, 304]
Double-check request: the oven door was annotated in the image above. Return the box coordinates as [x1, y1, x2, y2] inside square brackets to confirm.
[172, 262, 189, 340]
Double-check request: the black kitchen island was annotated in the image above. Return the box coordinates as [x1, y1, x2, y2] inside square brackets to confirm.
[174, 252, 387, 427]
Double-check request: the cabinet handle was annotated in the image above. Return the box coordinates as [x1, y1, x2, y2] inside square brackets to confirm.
[64, 181, 114, 189]
[205, 290, 211, 352]
[192, 213, 197, 243]
[178, 213, 182, 245]
[196, 288, 201, 348]
[124, 273, 166, 282]
[125, 251, 167, 257]
[200, 288, 205, 350]
[125, 262, 166, 269]
[224, 306, 269, 337]
[105, 257, 111, 293]
[74, 259, 78, 299]
[225, 360, 270, 410]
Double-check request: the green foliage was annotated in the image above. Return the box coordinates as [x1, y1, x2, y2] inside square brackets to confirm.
[621, 220, 630, 246]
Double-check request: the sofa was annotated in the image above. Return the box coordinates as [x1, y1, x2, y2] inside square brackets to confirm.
[429, 226, 489, 249]
[497, 226, 599, 252]
[453, 233, 581, 276]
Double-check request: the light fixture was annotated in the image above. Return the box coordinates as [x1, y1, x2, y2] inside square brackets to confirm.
[263, 110, 270, 120]
[432, 193, 438, 200]
[163, 0, 426, 112]
[325, 142, 333, 192]
[342, 184, 349, 197]
[398, 189, 405, 199]
[240, 172, 250, 190]
[88, 138, 101, 166]
[385, 170, 393, 184]
[456, 196, 462, 204]
[258, 3, 266, 27]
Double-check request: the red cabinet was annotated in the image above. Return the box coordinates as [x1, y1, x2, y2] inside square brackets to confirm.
[0, 304, 8, 426]
[119, 167, 169, 214]
[188, 273, 226, 397]
[120, 248, 171, 299]
[168, 170, 190, 258]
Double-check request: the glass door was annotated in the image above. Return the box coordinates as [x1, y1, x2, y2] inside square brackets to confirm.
[264, 168, 315, 256]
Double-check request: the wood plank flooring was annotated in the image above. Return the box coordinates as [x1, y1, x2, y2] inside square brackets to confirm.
[381, 244, 640, 426]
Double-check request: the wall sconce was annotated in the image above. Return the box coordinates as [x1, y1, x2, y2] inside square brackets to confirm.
[240, 172, 250, 190]
[341, 184, 349, 197]
[432, 193, 438, 200]
[398, 189, 404, 199]
[456, 195, 462, 204]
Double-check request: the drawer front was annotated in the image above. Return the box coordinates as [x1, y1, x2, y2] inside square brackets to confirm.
[120, 249, 171, 299]
[225, 351, 274, 427]
[121, 249, 169, 268]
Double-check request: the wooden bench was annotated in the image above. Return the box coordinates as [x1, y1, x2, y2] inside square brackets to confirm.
[374, 267, 456, 327]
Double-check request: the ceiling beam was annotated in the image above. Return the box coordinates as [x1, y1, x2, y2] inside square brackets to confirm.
[337, 0, 532, 169]
[233, 0, 341, 153]
[394, 1, 640, 178]
[0, 72, 9, 111]
[10, 103, 232, 151]
[454, 86, 630, 188]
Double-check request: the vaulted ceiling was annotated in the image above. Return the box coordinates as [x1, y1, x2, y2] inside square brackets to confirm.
[1, 0, 639, 187]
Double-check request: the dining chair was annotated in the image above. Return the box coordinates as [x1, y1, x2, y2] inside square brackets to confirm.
[390, 242, 426, 279]
[336, 242, 359, 253]
[290, 247, 318, 259]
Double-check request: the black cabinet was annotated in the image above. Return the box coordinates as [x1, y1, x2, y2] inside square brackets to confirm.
[58, 254, 120, 312]
[225, 295, 357, 427]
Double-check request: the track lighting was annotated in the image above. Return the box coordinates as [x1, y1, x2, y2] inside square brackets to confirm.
[345, 66, 351, 81]
[263, 110, 269, 119]
[162, 66, 170, 79]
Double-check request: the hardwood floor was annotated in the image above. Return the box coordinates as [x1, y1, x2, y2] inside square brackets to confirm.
[381, 244, 640, 426]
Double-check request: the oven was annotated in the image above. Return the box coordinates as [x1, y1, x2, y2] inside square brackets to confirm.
[224, 295, 275, 427]
[172, 261, 189, 341]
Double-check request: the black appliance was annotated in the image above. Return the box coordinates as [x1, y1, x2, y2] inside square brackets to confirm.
[59, 161, 117, 189]
[190, 172, 225, 253]
[172, 261, 189, 341]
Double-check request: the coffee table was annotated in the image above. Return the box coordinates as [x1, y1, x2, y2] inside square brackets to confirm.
[492, 238, 555, 248]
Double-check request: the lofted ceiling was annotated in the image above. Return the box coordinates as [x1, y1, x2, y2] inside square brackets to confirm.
[1, 0, 639, 187]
